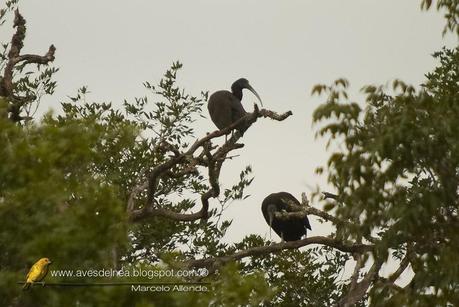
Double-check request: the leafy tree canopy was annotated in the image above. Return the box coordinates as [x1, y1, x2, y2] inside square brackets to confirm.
[0, 0, 458, 306]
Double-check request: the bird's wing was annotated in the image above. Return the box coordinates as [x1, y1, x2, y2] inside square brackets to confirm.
[230, 98, 247, 123]
[208, 91, 234, 129]
[37, 265, 49, 282]
[27, 263, 48, 282]
[26, 263, 40, 282]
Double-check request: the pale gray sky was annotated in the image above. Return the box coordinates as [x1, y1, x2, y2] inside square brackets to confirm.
[3, 1, 456, 247]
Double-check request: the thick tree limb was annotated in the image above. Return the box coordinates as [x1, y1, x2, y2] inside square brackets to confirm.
[15, 46, 56, 65]
[338, 260, 383, 307]
[349, 254, 365, 293]
[127, 181, 148, 212]
[186, 236, 374, 271]
[376, 277, 404, 292]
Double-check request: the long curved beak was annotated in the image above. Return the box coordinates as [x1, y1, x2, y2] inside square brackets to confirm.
[246, 85, 263, 107]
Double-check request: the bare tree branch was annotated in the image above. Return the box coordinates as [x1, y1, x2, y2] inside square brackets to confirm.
[273, 193, 376, 244]
[303, 193, 378, 244]
[0, 9, 56, 122]
[14, 46, 56, 66]
[186, 236, 374, 271]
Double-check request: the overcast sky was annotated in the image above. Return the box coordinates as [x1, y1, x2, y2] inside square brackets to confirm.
[3, 1, 457, 248]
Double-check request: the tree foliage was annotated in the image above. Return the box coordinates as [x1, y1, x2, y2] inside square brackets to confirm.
[1, 1, 458, 306]
[0, 6, 330, 306]
[421, 0, 459, 35]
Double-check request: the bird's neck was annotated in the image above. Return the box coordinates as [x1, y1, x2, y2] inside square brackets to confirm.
[231, 86, 243, 100]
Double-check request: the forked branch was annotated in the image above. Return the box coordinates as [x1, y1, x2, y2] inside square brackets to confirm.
[0, 9, 56, 122]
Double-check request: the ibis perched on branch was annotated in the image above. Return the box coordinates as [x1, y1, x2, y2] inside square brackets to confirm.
[261, 192, 311, 241]
[207, 78, 263, 136]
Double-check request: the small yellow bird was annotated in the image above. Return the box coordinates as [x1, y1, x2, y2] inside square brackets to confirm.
[23, 258, 52, 290]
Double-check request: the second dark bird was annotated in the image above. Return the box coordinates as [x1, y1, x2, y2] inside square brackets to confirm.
[207, 78, 263, 136]
[262, 192, 312, 241]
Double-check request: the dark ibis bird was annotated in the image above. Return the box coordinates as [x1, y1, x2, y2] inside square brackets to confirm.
[207, 78, 263, 136]
[261, 192, 311, 241]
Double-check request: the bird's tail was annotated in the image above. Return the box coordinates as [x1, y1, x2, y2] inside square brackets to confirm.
[22, 282, 31, 290]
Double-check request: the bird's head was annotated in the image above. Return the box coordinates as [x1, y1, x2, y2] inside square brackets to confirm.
[38, 258, 52, 266]
[232, 78, 263, 106]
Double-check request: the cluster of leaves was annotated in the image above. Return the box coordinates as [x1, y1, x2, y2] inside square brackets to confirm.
[15, 65, 59, 120]
[0, 0, 18, 25]
[421, 0, 459, 35]
[0, 114, 128, 306]
[313, 47, 459, 305]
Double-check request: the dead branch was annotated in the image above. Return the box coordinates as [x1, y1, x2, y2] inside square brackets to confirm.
[302, 193, 377, 244]
[273, 193, 341, 223]
[262, 192, 377, 252]
[305, 192, 346, 224]
[0, 9, 56, 122]
[259, 108, 293, 121]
